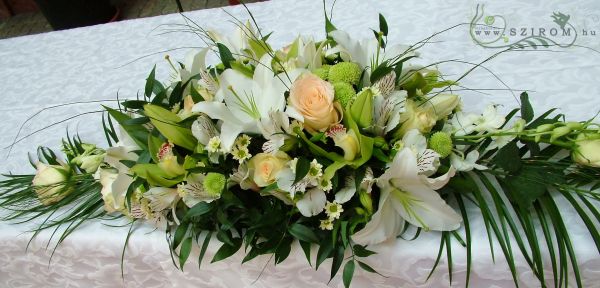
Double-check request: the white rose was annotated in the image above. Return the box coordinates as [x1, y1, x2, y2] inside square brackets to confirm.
[32, 163, 72, 205]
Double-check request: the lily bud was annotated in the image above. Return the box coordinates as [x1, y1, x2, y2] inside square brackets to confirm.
[565, 122, 584, 130]
[144, 104, 197, 151]
[535, 123, 555, 142]
[350, 88, 375, 129]
[550, 126, 571, 142]
[358, 190, 373, 215]
[32, 163, 73, 205]
[572, 133, 600, 167]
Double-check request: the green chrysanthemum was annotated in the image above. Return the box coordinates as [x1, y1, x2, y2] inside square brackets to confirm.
[428, 132, 453, 158]
[203, 172, 226, 197]
[312, 65, 331, 80]
[333, 82, 356, 108]
[328, 62, 362, 85]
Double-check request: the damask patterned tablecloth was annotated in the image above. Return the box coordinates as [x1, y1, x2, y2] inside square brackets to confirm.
[1, 0, 600, 287]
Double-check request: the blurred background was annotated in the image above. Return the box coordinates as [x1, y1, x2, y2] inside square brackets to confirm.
[0, 0, 262, 39]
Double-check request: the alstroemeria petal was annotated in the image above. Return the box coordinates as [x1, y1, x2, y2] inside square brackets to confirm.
[296, 188, 327, 217]
[334, 176, 356, 204]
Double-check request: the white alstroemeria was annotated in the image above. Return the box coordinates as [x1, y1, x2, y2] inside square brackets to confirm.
[177, 173, 222, 208]
[450, 151, 488, 172]
[276, 160, 311, 199]
[351, 148, 462, 245]
[328, 30, 417, 75]
[402, 129, 440, 176]
[296, 187, 327, 217]
[335, 167, 375, 204]
[143, 187, 179, 213]
[192, 54, 303, 151]
[229, 162, 256, 190]
[448, 105, 504, 137]
[371, 90, 406, 136]
[258, 110, 293, 154]
[104, 125, 140, 173]
[473, 105, 505, 132]
[191, 114, 224, 163]
[448, 111, 478, 136]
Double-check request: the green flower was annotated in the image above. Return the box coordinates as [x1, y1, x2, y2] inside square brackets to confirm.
[312, 64, 331, 80]
[428, 132, 453, 158]
[203, 172, 226, 197]
[328, 62, 362, 85]
[333, 82, 356, 108]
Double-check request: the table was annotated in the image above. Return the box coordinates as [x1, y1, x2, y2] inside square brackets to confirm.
[1, 0, 599, 287]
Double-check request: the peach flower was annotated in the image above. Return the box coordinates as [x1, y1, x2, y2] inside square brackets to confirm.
[289, 73, 341, 133]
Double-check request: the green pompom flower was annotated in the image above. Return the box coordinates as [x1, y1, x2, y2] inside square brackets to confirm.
[312, 65, 331, 80]
[203, 172, 226, 197]
[333, 82, 356, 108]
[429, 132, 453, 158]
[328, 62, 362, 85]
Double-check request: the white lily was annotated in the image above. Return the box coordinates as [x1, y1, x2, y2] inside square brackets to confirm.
[95, 167, 133, 213]
[351, 147, 461, 246]
[208, 21, 258, 62]
[192, 54, 303, 151]
[328, 30, 417, 74]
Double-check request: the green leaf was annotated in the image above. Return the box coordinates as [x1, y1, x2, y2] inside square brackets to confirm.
[172, 222, 189, 249]
[184, 202, 214, 221]
[493, 141, 521, 173]
[357, 261, 385, 277]
[145, 65, 156, 98]
[121, 100, 148, 110]
[378, 13, 388, 36]
[294, 157, 310, 184]
[353, 245, 376, 257]
[330, 245, 345, 281]
[211, 238, 242, 263]
[275, 238, 293, 264]
[342, 260, 355, 288]
[104, 106, 149, 150]
[289, 223, 319, 243]
[217, 43, 235, 69]
[316, 240, 333, 270]
[144, 104, 197, 151]
[198, 231, 212, 269]
[179, 237, 193, 270]
[520, 92, 534, 122]
[299, 240, 312, 266]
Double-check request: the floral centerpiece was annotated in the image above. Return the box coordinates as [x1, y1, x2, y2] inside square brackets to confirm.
[1, 6, 599, 288]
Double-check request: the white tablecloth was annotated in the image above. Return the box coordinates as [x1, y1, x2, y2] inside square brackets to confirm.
[1, 0, 599, 287]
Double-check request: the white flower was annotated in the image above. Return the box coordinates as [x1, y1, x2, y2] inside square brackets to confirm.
[143, 187, 179, 213]
[95, 167, 133, 213]
[324, 201, 344, 219]
[206, 136, 222, 153]
[351, 148, 462, 245]
[328, 30, 417, 78]
[319, 218, 334, 230]
[177, 173, 223, 207]
[371, 90, 406, 136]
[473, 105, 505, 132]
[307, 159, 323, 181]
[192, 54, 304, 151]
[32, 163, 72, 205]
[450, 151, 487, 172]
[317, 177, 333, 192]
[235, 134, 252, 149]
[231, 145, 251, 163]
[296, 187, 327, 217]
[448, 111, 479, 136]
[334, 167, 375, 204]
[326, 124, 360, 161]
[191, 114, 219, 146]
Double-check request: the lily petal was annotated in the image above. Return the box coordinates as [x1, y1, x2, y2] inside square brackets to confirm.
[351, 190, 405, 245]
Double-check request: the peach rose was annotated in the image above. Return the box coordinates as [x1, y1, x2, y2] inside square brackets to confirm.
[248, 152, 291, 187]
[289, 73, 341, 133]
